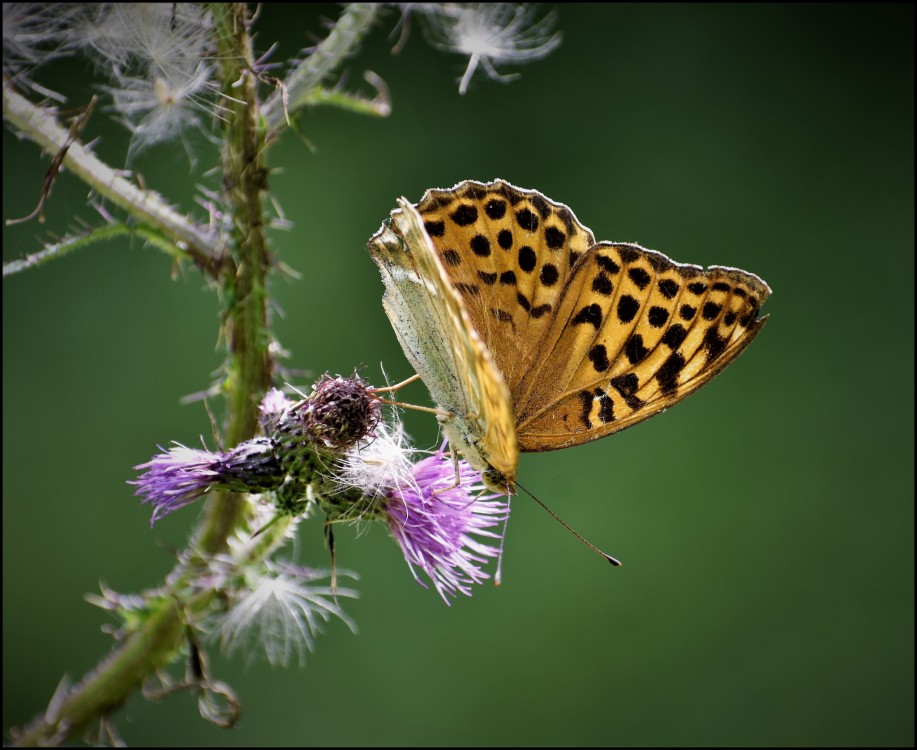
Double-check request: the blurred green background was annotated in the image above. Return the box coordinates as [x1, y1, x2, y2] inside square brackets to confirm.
[3, 4, 913, 746]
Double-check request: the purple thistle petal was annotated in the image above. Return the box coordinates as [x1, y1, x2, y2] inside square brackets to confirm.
[384, 446, 509, 604]
[131, 443, 223, 525]
[258, 388, 292, 433]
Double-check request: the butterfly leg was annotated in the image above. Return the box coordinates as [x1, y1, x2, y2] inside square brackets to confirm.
[369, 373, 422, 393]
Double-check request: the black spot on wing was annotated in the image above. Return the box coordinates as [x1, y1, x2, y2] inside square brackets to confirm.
[425, 220, 445, 237]
[661, 324, 687, 349]
[610, 373, 644, 410]
[516, 208, 539, 231]
[540, 264, 559, 286]
[702, 302, 722, 320]
[544, 226, 565, 250]
[485, 199, 507, 220]
[617, 295, 640, 323]
[579, 391, 593, 428]
[519, 246, 537, 272]
[441, 249, 461, 266]
[477, 271, 497, 285]
[450, 204, 478, 226]
[703, 327, 728, 362]
[597, 392, 615, 423]
[625, 334, 649, 364]
[656, 352, 686, 394]
[470, 234, 491, 257]
[592, 272, 614, 296]
[628, 267, 651, 290]
[588, 344, 610, 372]
[658, 279, 679, 299]
[572, 303, 603, 329]
[648, 306, 669, 327]
[596, 255, 620, 274]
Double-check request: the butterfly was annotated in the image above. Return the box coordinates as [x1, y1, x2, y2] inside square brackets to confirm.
[368, 180, 770, 494]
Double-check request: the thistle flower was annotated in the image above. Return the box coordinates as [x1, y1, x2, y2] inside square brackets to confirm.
[131, 443, 225, 525]
[131, 439, 283, 525]
[385, 446, 509, 603]
[218, 562, 358, 667]
[300, 374, 382, 451]
[419, 3, 562, 95]
[340, 428, 510, 603]
[132, 377, 379, 524]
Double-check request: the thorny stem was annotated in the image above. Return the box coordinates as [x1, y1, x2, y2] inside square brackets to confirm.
[1, 85, 226, 275]
[261, 3, 383, 131]
[195, 2, 274, 554]
[7, 5, 277, 745]
[2, 223, 187, 277]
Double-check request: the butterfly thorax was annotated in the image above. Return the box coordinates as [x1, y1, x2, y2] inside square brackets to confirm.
[440, 413, 516, 495]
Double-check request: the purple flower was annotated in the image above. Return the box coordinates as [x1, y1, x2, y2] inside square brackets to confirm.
[384, 446, 509, 604]
[258, 387, 292, 433]
[131, 438, 285, 525]
[131, 443, 224, 525]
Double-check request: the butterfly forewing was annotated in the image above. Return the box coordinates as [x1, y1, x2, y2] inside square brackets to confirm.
[416, 180, 596, 391]
[368, 200, 518, 486]
[513, 243, 771, 451]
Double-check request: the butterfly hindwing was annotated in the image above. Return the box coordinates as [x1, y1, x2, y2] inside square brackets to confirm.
[513, 242, 771, 451]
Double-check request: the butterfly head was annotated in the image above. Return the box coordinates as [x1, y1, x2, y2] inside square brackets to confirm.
[482, 466, 516, 496]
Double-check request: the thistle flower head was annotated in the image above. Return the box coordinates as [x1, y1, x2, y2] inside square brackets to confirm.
[131, 439, 283, 525]
[419, 3, 562, 94]
[385, 445, 508, 603]
[304, 374, 382, 450]
[131, 443, 224, 525]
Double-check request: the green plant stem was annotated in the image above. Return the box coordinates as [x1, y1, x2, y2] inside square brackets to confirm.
[8, 5, 277, 744]
[2, 85, 225, 274]
[261, 3, 383, 131]
[196, 2, 275, 554]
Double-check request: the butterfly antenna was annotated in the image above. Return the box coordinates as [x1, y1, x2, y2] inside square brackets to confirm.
[494, 494, 512, 586]
[515, 481, 622, 567]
